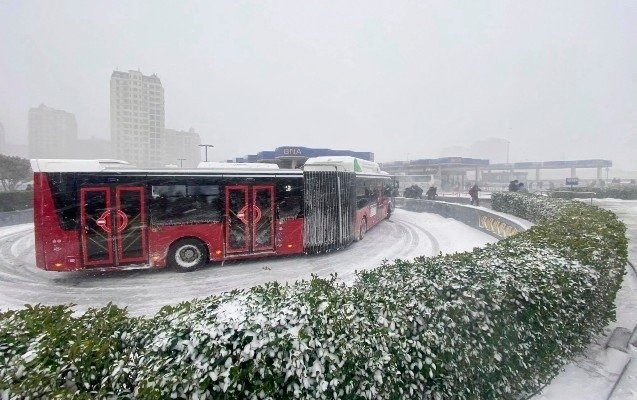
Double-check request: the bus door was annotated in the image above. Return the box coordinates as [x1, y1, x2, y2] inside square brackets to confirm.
[80, 186, 147, 267]
[225, 185, 275, 255]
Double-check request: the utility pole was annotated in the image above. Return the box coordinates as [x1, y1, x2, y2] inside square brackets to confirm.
[177, 158, 186, 168]
[198, 144, 214, 162]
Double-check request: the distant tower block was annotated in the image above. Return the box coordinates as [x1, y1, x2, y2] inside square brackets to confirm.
[28, 104, 78, 158]
[110, 70, 165, 167]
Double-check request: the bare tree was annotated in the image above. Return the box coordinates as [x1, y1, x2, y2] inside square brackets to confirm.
[0, 154, 32, 191]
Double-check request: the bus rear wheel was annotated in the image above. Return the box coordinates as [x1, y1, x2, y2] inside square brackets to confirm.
[359, 217, 367, 241]
[169, 239, 208, 272]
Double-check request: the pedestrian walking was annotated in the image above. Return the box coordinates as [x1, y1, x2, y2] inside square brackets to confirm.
[468, 184, 481, 206]
[426, 186, 438, 200]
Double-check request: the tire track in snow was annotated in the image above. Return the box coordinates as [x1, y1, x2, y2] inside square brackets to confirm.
[0, 227, 40, 283]
[391, 217, 441, 257]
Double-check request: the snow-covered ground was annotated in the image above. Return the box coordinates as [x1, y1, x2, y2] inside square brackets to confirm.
[0, 201, 635, 399]
[0, 208, 497, 316]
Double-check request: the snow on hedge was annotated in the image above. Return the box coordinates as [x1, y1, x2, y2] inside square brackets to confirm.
[0, 192, 628, 399]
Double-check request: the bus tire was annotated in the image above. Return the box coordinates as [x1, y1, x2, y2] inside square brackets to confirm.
[169, 239, 208, 272]
[359, 217, 367, 241]
[385, 203, 392, 219]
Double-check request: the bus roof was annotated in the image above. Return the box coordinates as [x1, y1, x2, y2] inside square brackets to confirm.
[197, 161, 279, 169]
[30, 159, 133, 172]
[303, 156, 386, 174]
[31, 157, 390, 177]
[30, 158, 301, 177]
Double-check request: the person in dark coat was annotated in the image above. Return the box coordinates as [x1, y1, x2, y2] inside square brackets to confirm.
[404, 184, 423, 199]
[468, 184, 481, 206]
[517, 182, 527, 192]
[426, 186, 437, 200]
[413, 184, 423, 199]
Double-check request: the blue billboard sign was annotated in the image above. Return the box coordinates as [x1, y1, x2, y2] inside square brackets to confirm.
[273, 147, 374, 161]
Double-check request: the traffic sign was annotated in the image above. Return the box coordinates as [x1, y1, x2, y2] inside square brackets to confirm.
[566, 177, 579, 187]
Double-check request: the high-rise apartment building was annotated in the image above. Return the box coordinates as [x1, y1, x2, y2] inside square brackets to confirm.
[110, 70, 165, 167]
[28, 104, 78, 158]
[163, 128, 201, 168]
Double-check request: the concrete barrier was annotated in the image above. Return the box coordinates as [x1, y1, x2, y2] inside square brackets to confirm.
[0, 209, 33, 227]
[397, 198, 528, 239]
[397, 195, 492, 208]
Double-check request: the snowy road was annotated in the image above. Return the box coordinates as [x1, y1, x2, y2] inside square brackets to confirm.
[0, 208, 497, 317]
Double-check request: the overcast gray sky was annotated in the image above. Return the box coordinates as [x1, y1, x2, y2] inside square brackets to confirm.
[1, 1, 635, 168]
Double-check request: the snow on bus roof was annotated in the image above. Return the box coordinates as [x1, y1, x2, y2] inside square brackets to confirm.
[197, 161, 279, 169]
[30, 159, 133, 172]
[30, 159, 295, 175]
[303, 156, 385, 174]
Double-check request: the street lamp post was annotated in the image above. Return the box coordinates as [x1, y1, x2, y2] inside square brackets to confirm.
[177, 158, 186, 168]
[199, 144, 214, 162]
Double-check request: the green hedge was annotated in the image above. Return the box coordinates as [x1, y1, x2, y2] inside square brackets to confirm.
[0, 191, 32, 212]
[0, 193, 628, 399]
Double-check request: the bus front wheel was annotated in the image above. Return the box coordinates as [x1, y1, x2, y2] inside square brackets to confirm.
[169, 239, 208, 272]
[359, 218, 367, 241]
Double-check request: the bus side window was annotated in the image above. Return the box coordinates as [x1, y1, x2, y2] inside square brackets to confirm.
[356, 179, 371, 209]
[277, 196, 302, 219]
[150, 185, 183, 225]
[276, 178, 303, 220]
[383, 184, 391, 196]
[188, 185, 221, 220]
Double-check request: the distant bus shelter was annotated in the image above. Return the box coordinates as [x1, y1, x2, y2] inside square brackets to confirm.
[380, 157, 489, 191]
[486, 160, 612, 180]
[380, 158, 613, 191]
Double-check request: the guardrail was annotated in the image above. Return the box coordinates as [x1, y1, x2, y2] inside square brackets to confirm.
[395, 197, 528, 239]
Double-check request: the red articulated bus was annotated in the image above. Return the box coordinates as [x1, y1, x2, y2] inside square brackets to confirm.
[31, 156, 394, 272]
